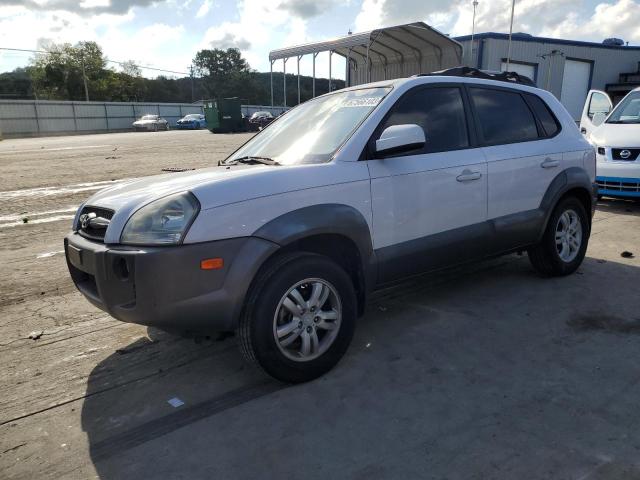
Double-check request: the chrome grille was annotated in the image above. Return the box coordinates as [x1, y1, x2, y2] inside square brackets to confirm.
[596, 178, 640, 194]
[77, 206, 114, 242]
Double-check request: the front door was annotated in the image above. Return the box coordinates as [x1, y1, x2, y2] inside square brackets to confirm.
[580, 90, 612, 136]
[367, 85, 488, 283]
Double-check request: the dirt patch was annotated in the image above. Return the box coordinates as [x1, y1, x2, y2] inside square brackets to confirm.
[567, 313, 640, 334]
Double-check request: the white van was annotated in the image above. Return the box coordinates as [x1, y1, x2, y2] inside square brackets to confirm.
[580, 87, 640, 199]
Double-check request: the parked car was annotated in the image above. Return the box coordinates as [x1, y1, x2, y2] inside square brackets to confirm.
[176, 114, 207, 130]
[580, 87, 640, 199]
[248, 111, 274, 130]
[132, 115, 169, 132]
[65, 69, 596, 383]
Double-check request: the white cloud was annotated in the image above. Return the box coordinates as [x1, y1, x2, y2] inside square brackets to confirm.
[195, 0, 212, 18]
[354, 0, 640, 45]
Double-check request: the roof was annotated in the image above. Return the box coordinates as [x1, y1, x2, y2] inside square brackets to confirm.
[454, 32, 640, 51]
[269, 22, 463, 63]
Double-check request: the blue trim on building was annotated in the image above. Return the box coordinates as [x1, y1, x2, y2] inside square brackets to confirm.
[454, 32, 640, 51]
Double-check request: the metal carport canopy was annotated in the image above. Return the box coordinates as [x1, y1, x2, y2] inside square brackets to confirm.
[268, 22, 463, 105]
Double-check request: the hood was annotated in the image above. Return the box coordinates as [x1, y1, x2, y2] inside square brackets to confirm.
[79, 164, 275, 242]
[77, 161, 367, 244]
[589, 123, 640, 147]
[133, 119, 156, 125]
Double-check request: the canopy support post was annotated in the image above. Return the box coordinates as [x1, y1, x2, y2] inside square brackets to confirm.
[328, 50, 332, 92]
[366, 41, 370, 83]
[312, 52, 318, 97]
[297, 55, 302, 105]
[283, 57, 288, 107]
[270, 60, 274, 106]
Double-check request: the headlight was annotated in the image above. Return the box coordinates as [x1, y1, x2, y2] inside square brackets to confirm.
[120, 192, 199, 245]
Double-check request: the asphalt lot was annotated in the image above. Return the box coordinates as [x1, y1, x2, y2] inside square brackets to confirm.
[1, 130, 640, 479]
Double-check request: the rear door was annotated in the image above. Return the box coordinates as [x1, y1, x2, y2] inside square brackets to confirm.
[468, 86, 563, 252]
[579, 90, 612, 136]
[367, 84, 488, 283]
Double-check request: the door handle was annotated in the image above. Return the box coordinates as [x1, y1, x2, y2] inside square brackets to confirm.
[456, 170, 482, 182]
[541, 158, 560, 168]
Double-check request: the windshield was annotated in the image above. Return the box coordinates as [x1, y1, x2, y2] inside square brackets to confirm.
[607, 91, 640, 124]
[228, 87, 390, 165]
[185, 114, 200, 119]
[141, 115, 158, 120]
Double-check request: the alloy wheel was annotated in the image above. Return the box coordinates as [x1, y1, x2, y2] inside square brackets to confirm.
[555, 209, 582, 262]
[273, 278, 342, 362]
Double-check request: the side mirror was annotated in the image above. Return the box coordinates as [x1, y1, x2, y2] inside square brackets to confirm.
[592, 112, 607, 127]
[375, 124, 425, 157]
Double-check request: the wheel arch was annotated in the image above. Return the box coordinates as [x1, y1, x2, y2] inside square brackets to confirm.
[538, 167, 595, 241]
[252, 204, 377, 316]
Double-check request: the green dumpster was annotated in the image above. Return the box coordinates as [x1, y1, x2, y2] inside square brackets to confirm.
[204, 97, 247, 133]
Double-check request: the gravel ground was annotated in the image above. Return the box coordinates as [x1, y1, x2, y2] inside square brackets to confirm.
[1, 131, 639, 480]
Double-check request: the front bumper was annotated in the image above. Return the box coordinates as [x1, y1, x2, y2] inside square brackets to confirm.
[133, 124, 155, 131]
[596, 157, 640, 197]
[596, 176, 640, 198]
[65, 233, 279, 333]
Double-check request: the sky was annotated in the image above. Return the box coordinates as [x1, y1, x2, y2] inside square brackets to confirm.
[1, 0, 640, 78]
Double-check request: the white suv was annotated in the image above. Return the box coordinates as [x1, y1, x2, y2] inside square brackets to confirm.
[65, 71, 596, 383]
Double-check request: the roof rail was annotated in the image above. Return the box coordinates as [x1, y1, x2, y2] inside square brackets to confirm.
[416, 66, 536, 87]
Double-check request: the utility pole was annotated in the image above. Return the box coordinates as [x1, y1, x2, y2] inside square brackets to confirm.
[470, 0, 479, 67]
[506, 0, 516, 71]
[80, 54, 89, 101]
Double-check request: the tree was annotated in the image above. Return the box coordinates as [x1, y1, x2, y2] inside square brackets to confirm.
[31, 41, 106, 100]
[192, 48, 260, 102]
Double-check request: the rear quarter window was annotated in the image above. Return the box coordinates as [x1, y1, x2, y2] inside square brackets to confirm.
[524, 94, 561, 137]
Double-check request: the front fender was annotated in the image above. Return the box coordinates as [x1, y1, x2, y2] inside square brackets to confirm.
[252, 203, 376, 289]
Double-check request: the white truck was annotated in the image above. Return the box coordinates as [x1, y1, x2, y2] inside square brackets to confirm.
[580, 87, 640, 199]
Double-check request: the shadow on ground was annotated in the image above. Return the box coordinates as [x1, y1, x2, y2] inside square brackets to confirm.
[80, 249, 640, 479]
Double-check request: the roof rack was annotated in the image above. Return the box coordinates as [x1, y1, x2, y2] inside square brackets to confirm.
[416, 66, 536, 87]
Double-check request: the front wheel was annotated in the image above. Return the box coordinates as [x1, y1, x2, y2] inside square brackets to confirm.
[528, 196, 590, 276]
[238, 253, 356, 383]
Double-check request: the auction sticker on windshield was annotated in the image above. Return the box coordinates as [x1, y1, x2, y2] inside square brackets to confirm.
[342, 97, 383, 108]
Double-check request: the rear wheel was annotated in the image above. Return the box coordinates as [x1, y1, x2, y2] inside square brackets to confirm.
[238, 253, 356, 383]
[528, 196, 589, 276]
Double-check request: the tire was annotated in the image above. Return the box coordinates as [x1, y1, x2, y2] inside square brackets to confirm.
[528, 196, 590, 276]
[238, 253, 356, 383]
[153, 124, 158, 132]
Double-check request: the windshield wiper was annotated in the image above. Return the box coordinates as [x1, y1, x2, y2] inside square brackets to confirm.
[222, 156, 280, 166]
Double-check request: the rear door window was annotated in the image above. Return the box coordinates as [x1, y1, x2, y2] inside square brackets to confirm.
[380, 86, 469, 154]
[470, 87, 538, 144]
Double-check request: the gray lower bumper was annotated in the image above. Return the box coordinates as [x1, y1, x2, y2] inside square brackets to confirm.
[64, 233, 279, 333]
